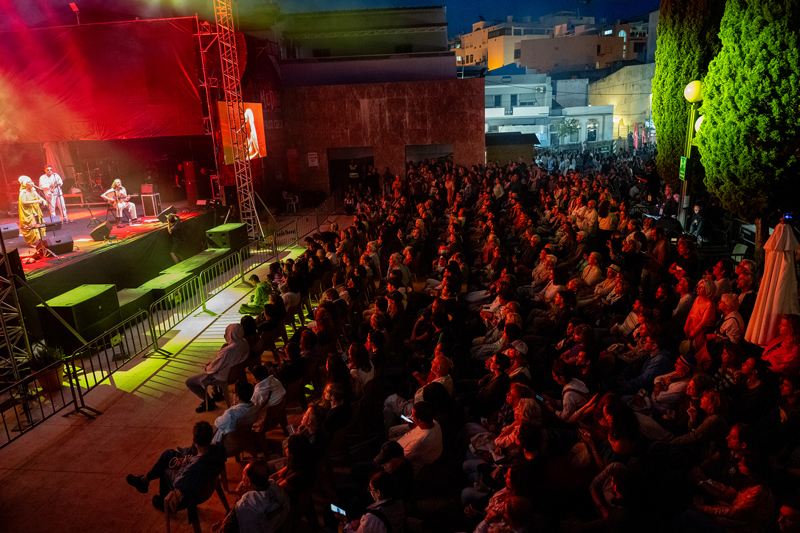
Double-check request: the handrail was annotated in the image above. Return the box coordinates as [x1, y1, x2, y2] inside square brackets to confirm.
[148, 276, 205, 346]
[0, 359, 76, 449]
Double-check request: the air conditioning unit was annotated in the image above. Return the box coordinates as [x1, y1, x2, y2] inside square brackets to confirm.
[535, 86, 545, 93]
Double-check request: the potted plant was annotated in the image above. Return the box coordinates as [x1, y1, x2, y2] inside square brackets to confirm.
[28, 343, 66, 393]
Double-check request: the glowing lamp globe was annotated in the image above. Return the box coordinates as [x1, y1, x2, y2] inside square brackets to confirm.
[684, 81, 703, 103]
[694, 115, 704, 133]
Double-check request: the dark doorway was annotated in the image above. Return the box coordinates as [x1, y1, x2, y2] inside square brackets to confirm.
[327, 147, 374, 194]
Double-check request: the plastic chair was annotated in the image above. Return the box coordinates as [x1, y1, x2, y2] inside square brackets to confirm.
[220, 425, 259, 492]
[282, 191, 299, 213]
[165, 473, 230, 533]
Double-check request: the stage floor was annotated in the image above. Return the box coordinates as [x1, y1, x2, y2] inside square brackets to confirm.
[1, 200, 202, 276]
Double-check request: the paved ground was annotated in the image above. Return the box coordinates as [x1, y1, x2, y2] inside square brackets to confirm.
[0, 210, 354, 533]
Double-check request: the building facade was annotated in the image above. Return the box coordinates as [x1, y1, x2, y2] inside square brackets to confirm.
[588, 63, 656, 139]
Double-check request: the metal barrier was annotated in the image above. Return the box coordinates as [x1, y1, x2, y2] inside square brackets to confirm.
[199, 247, 245, 306]
[67, 311, 153, 411]
[0, 360, 75, 449]
[148, 276, 205, 342]
[240, 239, 274, 277]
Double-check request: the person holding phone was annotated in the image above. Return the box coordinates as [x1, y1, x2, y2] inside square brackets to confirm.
[336, 471, 405, 533]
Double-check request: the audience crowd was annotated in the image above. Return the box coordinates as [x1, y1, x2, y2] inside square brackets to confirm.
[129, 148, 800, 533]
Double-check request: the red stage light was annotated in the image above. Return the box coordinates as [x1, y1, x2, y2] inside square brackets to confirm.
[69, 3, 79, 12]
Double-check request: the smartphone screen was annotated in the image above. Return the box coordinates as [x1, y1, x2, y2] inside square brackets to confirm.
[287, 424, 296, 435]
[330, 504, 346, 516]
[400, 415, 413, 423]
[535, 395, 544, 402]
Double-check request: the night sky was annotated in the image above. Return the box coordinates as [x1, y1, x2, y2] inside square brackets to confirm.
[1, 0, 661, 35]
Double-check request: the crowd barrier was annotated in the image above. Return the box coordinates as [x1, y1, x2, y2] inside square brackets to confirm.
[0, 191, 342, 448]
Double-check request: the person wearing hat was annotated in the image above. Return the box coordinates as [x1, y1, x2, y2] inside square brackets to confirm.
[651, 352, 699, 414]
[505, 340, 531, 387]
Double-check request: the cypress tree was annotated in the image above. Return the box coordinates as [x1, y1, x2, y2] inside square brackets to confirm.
[651, 0, 726, 190]
[697, 0, 800, 244]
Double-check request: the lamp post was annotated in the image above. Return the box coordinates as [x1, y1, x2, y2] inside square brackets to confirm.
[678, 80, 703, 226]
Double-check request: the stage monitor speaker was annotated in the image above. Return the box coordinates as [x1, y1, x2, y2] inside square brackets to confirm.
[90, 221, 114, 242]
[221, 185, 238, 207]
[3, 248, 25, 283]
[141, 183, 156, 194]
[37, 284, 121, 354]
[207, 223, 248, 250]
[157, 205, 177, 223]
[1, 223, 19, 240]
[184, 160, 197, 207]
[43, 235, 74, 254]
[42, 216, 62, 231]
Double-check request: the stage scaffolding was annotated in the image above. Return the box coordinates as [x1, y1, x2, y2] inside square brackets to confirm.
[0, 238, 32, 388]
[214, 0, 263, 242]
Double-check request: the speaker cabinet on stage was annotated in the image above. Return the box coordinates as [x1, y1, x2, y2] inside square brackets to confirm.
[3, 249, 25, 283]
[1, 223, 19, 240]
[37, 284, 121, 354]
[183, 160, 197, 208]
[221, 185, 238, 207]
[90, 221, 114, 242]
[43, 235, 74, 254]
[207, 223, 248, 250]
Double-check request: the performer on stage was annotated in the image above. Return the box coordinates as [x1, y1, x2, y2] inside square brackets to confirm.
[102, 179, 140, 225]
[39, 164, 69, 223]
[18, 176, 48, 259]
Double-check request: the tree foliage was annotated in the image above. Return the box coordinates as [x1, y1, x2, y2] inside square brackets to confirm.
[651, 0, 726, 189]
[697, 0, 800, 222]
[555, 119, 581, 143]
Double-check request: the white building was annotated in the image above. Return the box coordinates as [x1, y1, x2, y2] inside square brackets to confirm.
[484, 65, 613, 148]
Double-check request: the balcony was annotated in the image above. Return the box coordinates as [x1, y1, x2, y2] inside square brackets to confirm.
[485, 106, 549, 119]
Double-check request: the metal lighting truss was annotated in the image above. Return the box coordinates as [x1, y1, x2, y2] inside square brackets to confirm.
[214, 0, 262, 241]
[0, 237, 32, 388]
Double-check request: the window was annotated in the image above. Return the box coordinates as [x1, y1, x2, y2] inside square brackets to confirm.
[510, 95, 518, 107]
[597, 44, 601, 55]
[634, 42, 646, 53]
[519, 94, 538, 106]
[395, 44, 412, 54]
[494, 95, 502, 107]
[514, 49, 521, 59]
[570, 129, 580, 143]
[587, 120, 598, 142]
[618, 30, 627, 42]
[487, 125, 500, 133]
[513, 28, 522, 35]
[457, 56, 462, 62]
[488, 27, 512, 39]
[312, 48, 331, 58]
[603, 29, 612, 35]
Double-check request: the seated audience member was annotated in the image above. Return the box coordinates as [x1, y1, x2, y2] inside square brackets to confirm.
[211, 381, 259, 444]
[126, 421, 226, 515]
[388, 401, 443, 476]
[185, 323, 255, 413]
[250, 364, 286, 410]
[213, 460, 290, 533]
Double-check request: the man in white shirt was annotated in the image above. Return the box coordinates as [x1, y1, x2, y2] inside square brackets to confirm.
[39, 164, 69, 222]
[389, 401, 442, 476]
[250, 364, 285, 409]
[211, 381, 260, 444]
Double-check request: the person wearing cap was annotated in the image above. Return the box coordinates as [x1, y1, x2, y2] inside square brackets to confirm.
[651, 352, 699, 414]
[506, 340, 531, 387]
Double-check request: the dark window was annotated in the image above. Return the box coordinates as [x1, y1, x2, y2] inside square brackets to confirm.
[514, 49, 521, 59]
[488, 27, 512, 39]
[312, 48, 331, 58]
[511, 95, 518, 106]
[633, 42, 646, 53]
[597, 45, 601, 55]
[395, 44, 412, 54]
[494, 95, 502, 107]
[513, 29, 522, 36]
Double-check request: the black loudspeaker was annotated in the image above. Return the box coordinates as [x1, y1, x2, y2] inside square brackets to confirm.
[90, 221, 114, 242]
[43, 235, 74, 254]
[221, 185, 238, 207]
[183, 160, 197, 207]
[37, 284, 121, 354]
[3, 248, 25, 283]
[42, 216, 62, 231]
[206, 223, 248, 250]
[157, 205, 177, 223]
[0, 223, 19, 240]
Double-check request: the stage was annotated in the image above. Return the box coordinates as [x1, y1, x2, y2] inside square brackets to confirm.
[1, 201, 226, 338]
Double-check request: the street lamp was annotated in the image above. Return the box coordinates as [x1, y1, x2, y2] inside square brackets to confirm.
[678, 80, 703, 226]
[69, 3, 80, 25]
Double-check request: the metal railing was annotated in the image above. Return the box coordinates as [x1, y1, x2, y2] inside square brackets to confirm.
[0, 360, 75, 449]
[149, 277, 205, 342]
[67, 310, 153, 414]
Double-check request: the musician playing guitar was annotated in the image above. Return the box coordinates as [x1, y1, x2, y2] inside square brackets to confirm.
[18, 176, 48, 259]
[39, 164, 69, 223]
[102, 179, 140, 225]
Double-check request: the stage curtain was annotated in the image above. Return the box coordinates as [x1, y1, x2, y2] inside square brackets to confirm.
[0, 18, 204, 144]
